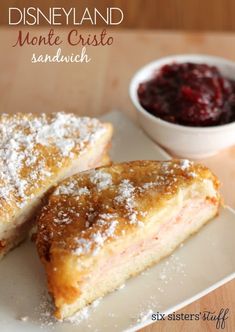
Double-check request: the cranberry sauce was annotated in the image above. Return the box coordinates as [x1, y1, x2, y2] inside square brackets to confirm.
[137, 62, 235, 127]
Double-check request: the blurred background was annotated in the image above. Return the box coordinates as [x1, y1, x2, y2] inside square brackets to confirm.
[1, 0, 235, 31]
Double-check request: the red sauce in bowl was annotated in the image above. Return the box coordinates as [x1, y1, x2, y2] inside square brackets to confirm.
[137, 62, 235, 127]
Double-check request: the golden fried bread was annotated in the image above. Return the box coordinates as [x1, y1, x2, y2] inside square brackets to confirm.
[0, 112, 112, 259]
[36, 160, 220, 319]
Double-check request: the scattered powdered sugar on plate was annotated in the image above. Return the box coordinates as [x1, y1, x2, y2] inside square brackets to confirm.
[19, 316, 29, 322]
[131, 253, 187, 328]
[137, 309, 154, 324]
[18, 292, 102, 328]
[35, 291, 56, 328]
[157, 253, 187, 286]
[65, 298, 102, 325]
[116, 283, 125, 290]
[131, 251, 187, 326]
[18, 291, 56, 328]
[66, 306, 90, 324]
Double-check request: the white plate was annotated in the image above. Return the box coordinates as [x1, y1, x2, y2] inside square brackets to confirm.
[0, 111, 235, 332]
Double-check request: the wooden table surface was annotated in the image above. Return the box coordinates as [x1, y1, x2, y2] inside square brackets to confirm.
[0, 27, 234, 331]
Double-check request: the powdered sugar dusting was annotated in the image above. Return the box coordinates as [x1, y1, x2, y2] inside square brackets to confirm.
[115, 179, 138, 224]
[157, 253, 187, 287]
[74, 238, 92, 255]
[47, 160, 202, 258]
[54, 183, 90, 196]
[180, 159, 191, 170]
[32, 291, 56, 328]
[74, 217, 119, 256]
[19, 316, 29, 322]
[0, 112, 106, 210]
[90, 170, 113, 191]
[137, 309, 153, 324]
[65, 298, 102, 325]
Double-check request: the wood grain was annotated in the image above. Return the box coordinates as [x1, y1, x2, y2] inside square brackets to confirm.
[2, 0, 235, 31]
[0, 27, 234, 331]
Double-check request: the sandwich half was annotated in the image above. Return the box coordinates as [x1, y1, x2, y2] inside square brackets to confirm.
[35, 160, 220, 319]
[0, 112, 112, 259]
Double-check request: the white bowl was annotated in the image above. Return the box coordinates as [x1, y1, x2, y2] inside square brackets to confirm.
[129, 54, 235, 159]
